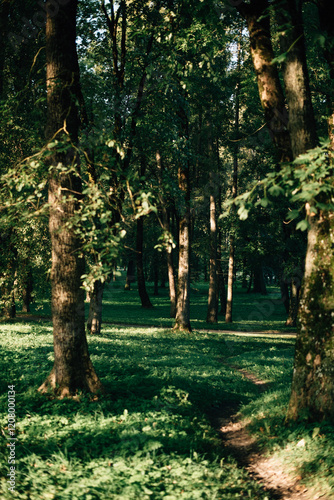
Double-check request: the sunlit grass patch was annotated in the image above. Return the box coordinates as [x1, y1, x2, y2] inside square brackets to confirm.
[0, 323, 275, 499]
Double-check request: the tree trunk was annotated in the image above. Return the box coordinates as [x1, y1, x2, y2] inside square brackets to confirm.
[153, 258, 159, 296]
[253, 263, 267, 295]
[225, 39, 241, 323]
[206, 189, 218, 323]
[39, 0, 102, 397]
[217, 238, 227, 315]
[174, 105, 192, 333]
[137, 216, 153, 307]
[237, 0, 293, 163]
[206, 162, 218, 322]
[285, 276, 300, 327]
[156, 151, 177, 317]
[87, 280, 104, 334]
[275, 1, 318, 158]
[286, 212, 334, 422]
[174, 210, 191, 332]
[124, 260, 135, 290]
[286, 0, 334, 422]
[22, 267, 33, 313]
[225, 235, 235, 323]
[0, 233, 17, 319]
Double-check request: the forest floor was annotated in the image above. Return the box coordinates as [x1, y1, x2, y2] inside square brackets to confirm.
[210, 362, 330, 500]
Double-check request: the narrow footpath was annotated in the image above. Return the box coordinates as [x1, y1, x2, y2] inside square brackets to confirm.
[210, 362, 330, 500]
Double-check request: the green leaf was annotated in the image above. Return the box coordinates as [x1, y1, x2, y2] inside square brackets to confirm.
[296, 219, 310, 231]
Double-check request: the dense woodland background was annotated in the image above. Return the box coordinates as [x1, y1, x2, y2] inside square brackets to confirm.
[0, 0, 333, 422]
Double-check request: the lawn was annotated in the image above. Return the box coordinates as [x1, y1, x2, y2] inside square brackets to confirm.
[1, 321, 333, 499]
[26, 277, 296, 333]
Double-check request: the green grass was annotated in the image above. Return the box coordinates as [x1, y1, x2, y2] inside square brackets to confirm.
[1, 322, 333, 499]
[24, 279, 296, 333]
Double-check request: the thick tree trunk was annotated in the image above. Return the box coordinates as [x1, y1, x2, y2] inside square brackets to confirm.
[137, 216, 153, 307]
[286, 212, 334, 421]
[238, 0, 293, 163]
[87, 280, 104, 334]
[286, 0, 334, 422]
[275, 1, 318, 158]
[39, 0, 102, 397]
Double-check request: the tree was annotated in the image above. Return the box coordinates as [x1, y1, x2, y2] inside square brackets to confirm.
[39, 0, 102, 397]
[285, 0, 334, 422]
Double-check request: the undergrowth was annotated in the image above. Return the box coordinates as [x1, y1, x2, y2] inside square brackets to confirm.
[0, 323, 333, 499]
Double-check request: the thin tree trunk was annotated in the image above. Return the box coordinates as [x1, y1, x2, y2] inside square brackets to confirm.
[174, 209, 191, 332]
[174, 105, 192, 332]
[226, 38, 241, 323]
[153, 258, 159, 296]
[137, 215, 153, 307]
[124, 260, 135, 290]
[39, 0, 102, 397]
[285, 277, 300, 327]
[206, 148, 218, 323]
[156, 151, 177, 316]
[225, 235, 235, 322]
[22, 267, 33, 313]
[87, 280, 104, 334]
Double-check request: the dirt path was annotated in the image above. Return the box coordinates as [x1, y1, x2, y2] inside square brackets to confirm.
[210, 363, 330, 500]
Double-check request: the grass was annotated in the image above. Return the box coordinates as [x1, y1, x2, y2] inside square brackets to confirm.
[1, 320, 333, 499]
[24, 277, 296, 333]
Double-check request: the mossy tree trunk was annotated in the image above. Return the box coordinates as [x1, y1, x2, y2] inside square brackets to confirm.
[286, 0, 334, 422]
[39, 0, 102, 397]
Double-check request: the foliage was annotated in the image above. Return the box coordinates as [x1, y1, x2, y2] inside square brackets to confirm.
[232, 140, 334, 230]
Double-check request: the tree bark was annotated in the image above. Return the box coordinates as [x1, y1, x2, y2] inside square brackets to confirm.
[124, 260, 135, 290]
[225, 235, 235, 322]
[174, 104, 192, 332]
[156, 151, 177, 317]
[226, 40, 241, 323]
[39, 0, 102, 397]
[275, 0, 318, 158]
[237, 0, 293, 163]
[253, 263, 267, 295]
[206, 187, 218, 323]
[286, 0, 334, 422]
[22, 267, 33, 313]
[87, 280, 104, 334]
[137, 216, 153, 307]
